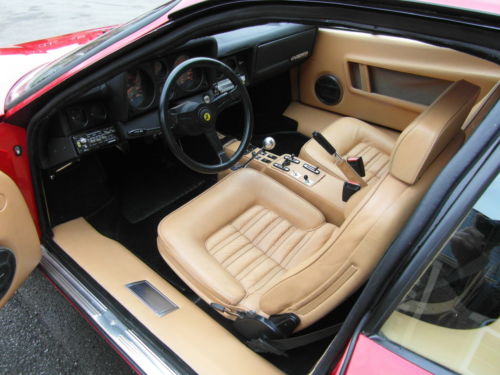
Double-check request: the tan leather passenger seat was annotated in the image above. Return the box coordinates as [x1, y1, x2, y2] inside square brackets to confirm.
[157, 79, 479, 333]
[300, 80, 477, 185]
[301, 118, 398, 183]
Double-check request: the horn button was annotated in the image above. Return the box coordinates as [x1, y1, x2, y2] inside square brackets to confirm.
[198, 107, 214, 126]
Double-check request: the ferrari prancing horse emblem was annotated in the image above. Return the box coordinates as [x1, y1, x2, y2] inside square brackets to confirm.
[203, 112, 211, 122]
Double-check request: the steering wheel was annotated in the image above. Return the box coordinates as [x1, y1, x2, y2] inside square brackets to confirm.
[159, 57, 253, 174]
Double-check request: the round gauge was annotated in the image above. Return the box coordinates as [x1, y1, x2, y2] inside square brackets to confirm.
[89, 103, 107, 121]
[126, 69, 154, 110]
[173, 55, 202, 92]
[66, 107, 88, 129]
[153, 61, 166, 77]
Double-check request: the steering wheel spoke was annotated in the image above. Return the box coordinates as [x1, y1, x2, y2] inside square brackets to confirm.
[213, 87, 241, 112]
[166, 109, 179, 128]
[205, 129, 229, 162]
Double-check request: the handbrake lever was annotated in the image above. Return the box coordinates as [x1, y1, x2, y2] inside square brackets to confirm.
[312, 131, 367, 187]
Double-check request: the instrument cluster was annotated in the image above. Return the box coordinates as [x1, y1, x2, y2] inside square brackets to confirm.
[125, 53, 207, 115]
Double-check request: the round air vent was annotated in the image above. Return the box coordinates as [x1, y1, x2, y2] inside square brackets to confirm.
[315, 75, 342, 105]
[0, 247, 16, 300]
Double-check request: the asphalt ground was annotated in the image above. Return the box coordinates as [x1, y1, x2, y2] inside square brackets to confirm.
[0, 1, 165, 374]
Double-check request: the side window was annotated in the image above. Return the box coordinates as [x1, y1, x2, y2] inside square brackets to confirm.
[380, 174, 500, 375]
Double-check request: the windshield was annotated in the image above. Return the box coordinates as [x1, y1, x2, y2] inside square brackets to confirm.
[405, 0, 500, 15]
[6, 2, 175, 110]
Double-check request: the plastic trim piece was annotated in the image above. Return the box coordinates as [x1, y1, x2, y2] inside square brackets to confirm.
[39, 247, 178, 375]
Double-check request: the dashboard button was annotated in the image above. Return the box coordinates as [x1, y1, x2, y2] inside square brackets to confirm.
[128, 129, 146, 136]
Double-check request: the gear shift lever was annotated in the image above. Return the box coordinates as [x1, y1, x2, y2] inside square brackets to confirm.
[237, 137, 276, 169]
[262, 137, 276, 152]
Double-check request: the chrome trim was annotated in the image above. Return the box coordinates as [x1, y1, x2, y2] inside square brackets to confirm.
[40, 247, 177, 375]
[126, 280, 178, 317]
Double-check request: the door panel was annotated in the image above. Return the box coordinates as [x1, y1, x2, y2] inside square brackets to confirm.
[0, 170, 40, 308]
[299, 29, 500, 131]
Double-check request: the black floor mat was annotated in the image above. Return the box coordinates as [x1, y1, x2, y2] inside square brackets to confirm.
[252, 130, 310, 156]
[85, 144, 216, 292]
[119, 165, 209, 223]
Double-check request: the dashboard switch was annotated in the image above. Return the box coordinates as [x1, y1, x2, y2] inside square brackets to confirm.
[273, 163, 290, 172]
[128, 129, 146, 136]
[303, 163, 320, 174]
[72, 126, 118, 154]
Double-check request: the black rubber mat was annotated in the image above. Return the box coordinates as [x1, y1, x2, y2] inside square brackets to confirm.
[118, 165, 210, 224]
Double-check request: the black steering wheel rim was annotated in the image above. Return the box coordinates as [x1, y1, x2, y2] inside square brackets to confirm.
[159, 57, 253, 174]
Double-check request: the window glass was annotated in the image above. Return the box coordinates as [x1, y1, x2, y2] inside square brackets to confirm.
[380, 174, 500, 375]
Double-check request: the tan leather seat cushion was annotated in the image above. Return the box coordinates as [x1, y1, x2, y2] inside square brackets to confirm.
[300, 117, 399, 183]
[157, 168, 336, 313]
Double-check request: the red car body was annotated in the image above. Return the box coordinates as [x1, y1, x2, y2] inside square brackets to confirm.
[0, 1, 498, 374]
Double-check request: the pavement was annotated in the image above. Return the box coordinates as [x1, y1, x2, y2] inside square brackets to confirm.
[0, 271, 135, 375]
[0, 2, 165, 374]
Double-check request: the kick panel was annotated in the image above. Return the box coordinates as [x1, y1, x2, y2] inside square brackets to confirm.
[0, 171, 40, 308]
[299, 29, 500, 131]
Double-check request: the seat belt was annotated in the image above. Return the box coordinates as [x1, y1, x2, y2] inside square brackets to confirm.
[246, 322, 343, 356]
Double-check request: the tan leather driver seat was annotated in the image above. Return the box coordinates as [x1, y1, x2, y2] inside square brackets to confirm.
[157, 80, 479, 332]
[299, 80, 476, 185]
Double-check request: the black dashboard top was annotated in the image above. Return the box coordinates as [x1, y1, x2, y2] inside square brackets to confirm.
[214, 23, 315, 57]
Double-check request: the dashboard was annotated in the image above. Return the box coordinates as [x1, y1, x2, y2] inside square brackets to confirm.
[43, 23, 316, 170]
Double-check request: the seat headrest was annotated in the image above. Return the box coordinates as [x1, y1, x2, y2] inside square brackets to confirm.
[390, 80, 480, 185]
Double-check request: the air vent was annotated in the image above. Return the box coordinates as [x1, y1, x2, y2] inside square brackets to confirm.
[315, 75, 342, 105]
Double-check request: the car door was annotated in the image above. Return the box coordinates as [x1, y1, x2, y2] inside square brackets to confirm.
[296, 28, 500, 135]
[0, 168, 40, 308]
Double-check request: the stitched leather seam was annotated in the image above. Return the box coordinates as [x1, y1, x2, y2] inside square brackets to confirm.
[281, 231, 315, 269]
[253, 215, 283, 248]
[238, 254, 280, 280]
[157, 238, 245, 304]
[220, 241, 254, 267]
[237, 206, 268, 233]
[262, 173, 387, 300]
[235, 206, 265, 230]
[266, 225, 297, 258]
[209, 228, 239, 255]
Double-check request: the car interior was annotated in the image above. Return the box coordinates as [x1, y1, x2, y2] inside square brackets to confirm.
[32, 22, 500, 374]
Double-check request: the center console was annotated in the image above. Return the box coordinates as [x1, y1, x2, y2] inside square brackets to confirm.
[222, 140, 346, 226]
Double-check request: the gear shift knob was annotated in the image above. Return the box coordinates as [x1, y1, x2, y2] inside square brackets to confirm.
[262, 137, 276, 151]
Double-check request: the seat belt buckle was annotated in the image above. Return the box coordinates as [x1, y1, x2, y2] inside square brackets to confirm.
[210, 302, 242, 318]
[342, 181, 361, 202]
[347, 156, 365, 177]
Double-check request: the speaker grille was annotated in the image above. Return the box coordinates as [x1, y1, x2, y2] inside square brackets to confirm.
[0, 247, 16, 299]
[315, 75, 342, 105]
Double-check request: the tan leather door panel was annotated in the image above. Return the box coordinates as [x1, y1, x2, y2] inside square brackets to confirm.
[299, 29, 500, 131]
[0, 170, 40, 308]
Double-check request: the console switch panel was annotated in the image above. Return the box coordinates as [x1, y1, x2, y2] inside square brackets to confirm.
[73, 126, 118, 154]
[273, 162, 290, 172]
[303, 163, 320, 175]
